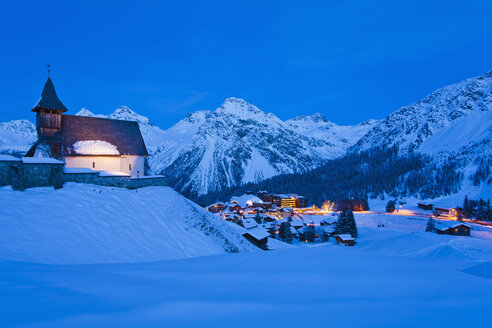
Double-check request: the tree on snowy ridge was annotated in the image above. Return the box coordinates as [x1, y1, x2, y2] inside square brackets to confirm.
[426, 217, 436, 232]
[334, 209, 358, 238]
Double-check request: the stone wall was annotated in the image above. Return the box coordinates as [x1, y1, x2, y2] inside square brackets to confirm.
[0, 160, 64, 190]
[63, 173, 166, 189]
[0, 160, 165, 191]
[0, 160, 20, 188]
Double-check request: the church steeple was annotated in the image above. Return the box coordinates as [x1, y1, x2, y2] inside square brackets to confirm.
[32, 77, 68, 113]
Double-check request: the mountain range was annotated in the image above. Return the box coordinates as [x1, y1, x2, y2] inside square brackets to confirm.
[0, 70, 490, 198]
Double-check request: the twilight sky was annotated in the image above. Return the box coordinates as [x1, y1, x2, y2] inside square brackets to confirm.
[0, 0, 491, 128]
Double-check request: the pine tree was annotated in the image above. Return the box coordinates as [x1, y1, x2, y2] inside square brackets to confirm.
[463, 195, 471, 218]
[386, 200, 396, 213]
[426, 217, 436, 232]
[334, 209, 358, 238]
[279, 222, 292, 243]
[254, 212, 262, 224]
[304, 225, 316, 242]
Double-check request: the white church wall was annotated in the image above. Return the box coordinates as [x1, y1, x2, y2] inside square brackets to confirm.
[65, 155, 145, 177]
[120, 156, 145, 177]
[65, 156, 122, 173]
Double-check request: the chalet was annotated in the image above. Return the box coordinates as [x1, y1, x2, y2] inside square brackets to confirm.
[242, 227, 270, 250]
[335, 234, 356, 246]
[418, 203, 434, 211]
[434, 207, 458, 217]
[434, 221, 471, 236]
[26, 77, 148, 176]
[290, 220, 305, 230]
[229, 203, 242, 212]
[206, 202, 227, 213]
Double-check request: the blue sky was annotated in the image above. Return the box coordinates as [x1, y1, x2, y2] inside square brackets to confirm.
[0, 0, 491, 128]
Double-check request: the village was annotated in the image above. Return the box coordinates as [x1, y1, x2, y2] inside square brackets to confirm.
[206, 192, 357, 249]
[205, 191, 488, 250]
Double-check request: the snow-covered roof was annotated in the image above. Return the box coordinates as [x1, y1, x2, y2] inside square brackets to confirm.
[434, 220, 471, 231]
[63, 167, 98, 174]
[290, 221, 304, 228]
[243, 227, 270, 240]
[207, 202, 226, 208]
[242, 219, 258, 229]
[98, 171, 131, 177]
[231, 194, 262, 207]
[130, 175, 165, 180]
[0, 155, 21, 161]
[336, 234, 355, 241]
[290, 226, 299, 234]
[72, 140, 120, 155]
[21, 157, 64, 164]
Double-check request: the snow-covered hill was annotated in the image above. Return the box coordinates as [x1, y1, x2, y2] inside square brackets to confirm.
[0, 119, 36, 155]
[352, 70, 492, 155]
[0, 183, 255, 264]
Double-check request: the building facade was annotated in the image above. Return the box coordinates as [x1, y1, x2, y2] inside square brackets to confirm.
[26, 77, 148, 176]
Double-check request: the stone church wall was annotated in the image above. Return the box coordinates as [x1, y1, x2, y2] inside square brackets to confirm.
[0, 159, 165, 190]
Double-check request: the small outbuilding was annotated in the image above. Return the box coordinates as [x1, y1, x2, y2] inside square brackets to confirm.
[334, 234, 356, 246]
[434, 221, 471, 236]
[242, 227, 270, 250]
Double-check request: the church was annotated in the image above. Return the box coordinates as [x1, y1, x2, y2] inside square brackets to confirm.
[26, 77, 148, 177]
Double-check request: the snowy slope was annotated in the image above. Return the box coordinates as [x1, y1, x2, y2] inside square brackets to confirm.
[353, 70, 492, 154]
[286, 114, 378, 150]
[2, 212, 492, 327]
[0, 183, 255, 264]
[0, 119, 36, 155]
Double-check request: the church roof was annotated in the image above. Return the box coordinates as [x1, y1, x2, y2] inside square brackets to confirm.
[32, 78, 68, 112]
[61, 115, 148, 156]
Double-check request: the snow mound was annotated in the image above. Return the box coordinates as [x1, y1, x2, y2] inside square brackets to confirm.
[231, 194, 263, 207]
[72, 140, 120, 155]
[0, 183, 255, 264]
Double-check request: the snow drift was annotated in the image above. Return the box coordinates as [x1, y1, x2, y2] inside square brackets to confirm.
[0, 183, 255, 264]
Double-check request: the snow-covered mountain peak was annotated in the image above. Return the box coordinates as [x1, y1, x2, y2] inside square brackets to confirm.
[109, 106, 154, 126]
[352, 70, 492, 154]
[184, 110, 210, 124]
[0, 119, 36, 155]
[75, 108, 107, 118]
[216, 97, 271, 120]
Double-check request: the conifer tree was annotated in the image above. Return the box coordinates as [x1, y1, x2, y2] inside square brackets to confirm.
[334, 209, 358, 238]
[304, 225, 316, 242]
[386, 200, 396, 213]
[254, 212, 262, 224]
[279, 222, 292, 243]
[426, 217, 436, 232]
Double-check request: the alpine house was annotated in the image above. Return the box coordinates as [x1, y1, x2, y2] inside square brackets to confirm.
[26, 77, 148, 176]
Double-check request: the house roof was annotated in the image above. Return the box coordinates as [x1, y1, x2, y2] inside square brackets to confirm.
[335, 234, 355, 241]
[242, 219, 258, 229]
[61, 115, 148, 156]
[434, 220, 471, 231]
[243, 227, 270, 240]
[32, 78, 68, 112]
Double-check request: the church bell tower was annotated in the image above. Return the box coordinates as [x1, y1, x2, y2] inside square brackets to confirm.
[31, 75, 68, 158]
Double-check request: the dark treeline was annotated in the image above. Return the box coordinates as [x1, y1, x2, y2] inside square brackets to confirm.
[190, 146, 464, 207]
